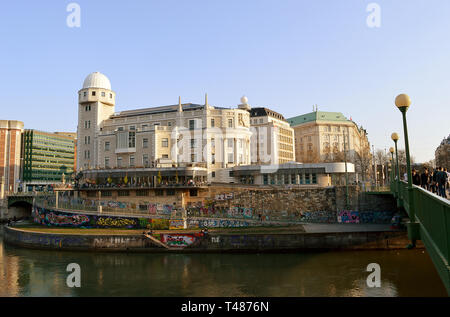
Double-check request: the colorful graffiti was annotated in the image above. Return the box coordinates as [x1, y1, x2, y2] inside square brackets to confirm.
[96, 217, 137, 228]
[161, 234, 197, 248]
[187, 219, 250, 228]
[338, 210, 360, 223]
[169, 219, 185, 230]
[46, 212, 90, 226]
[33, 206, 145, 229]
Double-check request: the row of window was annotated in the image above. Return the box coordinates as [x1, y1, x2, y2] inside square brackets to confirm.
[81, 91, 113, 98]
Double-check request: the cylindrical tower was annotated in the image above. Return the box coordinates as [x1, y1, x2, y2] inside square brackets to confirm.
[77, 72, 115, 171]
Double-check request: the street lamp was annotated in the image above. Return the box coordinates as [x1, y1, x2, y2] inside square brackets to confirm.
[391, 132, 400, 197]
[394, 93, 418, 247]
[389, 147, 395, 183]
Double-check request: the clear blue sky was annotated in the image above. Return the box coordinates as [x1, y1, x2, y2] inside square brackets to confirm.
[1, 0, 449, 162]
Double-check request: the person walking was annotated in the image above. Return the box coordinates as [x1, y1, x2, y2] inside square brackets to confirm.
[431, 169, 438, 194]
[420, 168, 430, 190]
[436, 167, 448, 198]
[412, 169, 421, 186]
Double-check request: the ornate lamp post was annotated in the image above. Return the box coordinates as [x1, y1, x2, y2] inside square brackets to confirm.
[391, 133, 400, 196]
[394, 93, 418, 247]
[389, 147, 395, 183]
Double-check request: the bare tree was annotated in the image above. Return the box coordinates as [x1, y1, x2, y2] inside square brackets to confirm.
[354, 147, 372, 182]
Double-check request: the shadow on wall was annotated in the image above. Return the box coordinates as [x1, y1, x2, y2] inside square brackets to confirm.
[6, 201, 33, 220]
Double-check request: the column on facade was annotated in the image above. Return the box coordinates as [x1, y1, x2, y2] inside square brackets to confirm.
[233, 138, 239, 165]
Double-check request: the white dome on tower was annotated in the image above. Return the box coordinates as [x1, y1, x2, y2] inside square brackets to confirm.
[82, 72, 111, 90]
[240, 95, 248, 104]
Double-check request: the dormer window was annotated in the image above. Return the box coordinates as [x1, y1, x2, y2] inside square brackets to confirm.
[92, 91, 96, 96]
[101, 92, 105, 97]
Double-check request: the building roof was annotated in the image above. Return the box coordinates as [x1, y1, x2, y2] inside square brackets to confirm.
[82, 72, 111, 90]
[287, 111, 349, 127]
[249, 107, 286, 121]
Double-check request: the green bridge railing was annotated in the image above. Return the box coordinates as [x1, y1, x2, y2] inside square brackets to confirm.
[391, 180, 450, 295]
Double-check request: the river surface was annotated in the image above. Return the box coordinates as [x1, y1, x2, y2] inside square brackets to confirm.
[0, 226, 447, 297]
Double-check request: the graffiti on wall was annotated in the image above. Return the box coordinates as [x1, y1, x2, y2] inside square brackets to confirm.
[96, 217, 138, 228]
[187, 219, 250, 228]
[337, 210, 360, 223]
[160, 234, 197, 248]
[33, 206, 145, 229]
[169, 219, 185, 230]
[300, 211, 337, 223]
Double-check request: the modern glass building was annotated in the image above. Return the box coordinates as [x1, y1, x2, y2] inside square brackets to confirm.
[20, 130, 76, 190]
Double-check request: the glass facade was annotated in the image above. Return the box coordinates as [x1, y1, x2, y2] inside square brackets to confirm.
[21, 130, 75, 183]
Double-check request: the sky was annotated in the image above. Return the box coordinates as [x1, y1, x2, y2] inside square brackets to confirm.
[0, 0, 449, 162]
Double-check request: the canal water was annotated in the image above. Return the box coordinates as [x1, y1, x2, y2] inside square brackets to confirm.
[0, 226, 446, 297]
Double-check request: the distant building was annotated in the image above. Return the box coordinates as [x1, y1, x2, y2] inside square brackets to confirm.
[435, 134, 450, 169]
[287, 110, 371, 182]
[244, 98, 295, 165]
[20, 129, 76, 190]
[0, 120, 24, 198]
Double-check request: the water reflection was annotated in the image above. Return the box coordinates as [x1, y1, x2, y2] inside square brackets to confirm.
[0, 226, 447, 297]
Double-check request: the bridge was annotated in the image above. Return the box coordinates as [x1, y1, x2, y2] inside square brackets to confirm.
[390, 180, 450, 295]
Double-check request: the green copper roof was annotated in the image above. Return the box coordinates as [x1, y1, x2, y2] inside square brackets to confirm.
[287, 111, 349, 127]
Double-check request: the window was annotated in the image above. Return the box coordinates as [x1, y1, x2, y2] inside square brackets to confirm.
[88, 121, 91, 129]
[162, 138, 168, 147]
[130, 155, 135, 167]
[101, 191, 112, 197]
[105, 141, 110, 151]
[190, 139, 196, 149]
[143, 138, 148, 148]
[143, 154, 149, 167]
[101, 92, 105, 97]
[312, 173, 317, 184]
[162, 154, 169, 159]
[105, 157, 110, 168]
[129, 126, 136, 131]
[189, 189, 198, 197]
[211, 154, 215, 164]
[211, 138, 215, 148]
[228, 139, 233, 148]
[136, 190, 149, 196]
[229, 171, 234, 177]
[263, 174, 268, 185]
[83, 92, 87, 97]
[228, 119, 233, 128]
[168, 121, 172, 126]
[191, 153, 196, 162]
[92, 91, 96, 96]
[259, 119, 263, 123]
[189, 120, 195, 130]
[228, 153, 234, 163]
[155, 189, 164, 196]
[212, 171, 216, 178]
[117, 157, 123, 167]
[166, 189, 175, 196]
[211, 119, 215, 127]
[118, 127, 124, 131]
[118, 190, 130, 196]
[110, 93, 113, 98]
[128, 131, 136, 148]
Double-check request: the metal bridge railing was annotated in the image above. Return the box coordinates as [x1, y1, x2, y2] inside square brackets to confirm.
[391, 179, 450, 295]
